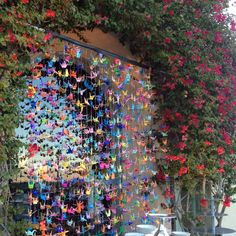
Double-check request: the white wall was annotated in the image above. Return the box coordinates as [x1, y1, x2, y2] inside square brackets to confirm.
[222, 199, 236, 236]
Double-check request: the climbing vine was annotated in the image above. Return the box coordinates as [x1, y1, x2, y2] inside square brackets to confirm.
[94, 0, 236, 230]
[1, 0, 236, 233]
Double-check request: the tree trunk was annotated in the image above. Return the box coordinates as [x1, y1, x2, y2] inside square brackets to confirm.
[216, 205, 226, 228]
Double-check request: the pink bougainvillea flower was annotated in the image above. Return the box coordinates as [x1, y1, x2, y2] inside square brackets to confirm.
[46, 9, 56, 18]
[204, 140, 212, 146]
[200, 198, 208, 208]
[230, 149, 234, 155]
[156, 170, 166, 182]
[163, 188, 174, 199]
[213, 4, 222, 13]
[164, 37, 171, 44]
[221, 131, 232, 146]
[181, 77, 193, 86]
[213, 65, 222, 75]
[178, 166, 188, 176]
[214, 14, 227, 22]
[8, 31, 16, 43]
[191, 96, 205, 109]
[178, 155, 186, 164]
[144, 31, 151, 38]
[218, 168, 225, 173]
[230, 20, 236, 31]
[217, 94, 227, 103]
[28, 143, 39, 158]
[188, 114, 199, 128]
[180, 125, 188, 134]
[11, 53, 17, 61]
[114, 58, 121, 65]
[217, 147, 225, 155]
[220, 159, 226, 167]
[205, 127, 213, 133]
[102, 16, 108, 21]
[175, 142, 186, 151]
[169, 10, 174, 17]
[223, 196, 231, 207]
[214, 32, 222, 43]
[43, 33, 52, 42]
[196, 164, 205, 170]
[175, 112, 184, 121]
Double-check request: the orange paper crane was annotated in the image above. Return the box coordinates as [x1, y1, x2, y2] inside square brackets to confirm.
[56, 231, 69, 236]
[76, 201, 85, 214]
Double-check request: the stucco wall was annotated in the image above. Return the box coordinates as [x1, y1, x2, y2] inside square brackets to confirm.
[222, 198, 236, 235]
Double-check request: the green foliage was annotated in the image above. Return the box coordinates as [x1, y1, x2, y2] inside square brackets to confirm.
[91, 0, 236, 229]
[1, 0, 236, 232]
[0, 0, 96, 233]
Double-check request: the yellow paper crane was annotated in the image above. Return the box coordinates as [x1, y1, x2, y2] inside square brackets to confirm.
[56, 231, 69, 236]
[64, 69, 69, 77]
[76, 100, 84, 112]
[89, 93, 95, 100]
[92, 117, 99, 123]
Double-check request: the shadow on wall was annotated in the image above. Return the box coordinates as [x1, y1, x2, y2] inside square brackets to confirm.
[64, 28, 136, 61]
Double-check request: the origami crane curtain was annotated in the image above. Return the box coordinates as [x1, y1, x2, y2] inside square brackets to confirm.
[14, 40, 157, 236]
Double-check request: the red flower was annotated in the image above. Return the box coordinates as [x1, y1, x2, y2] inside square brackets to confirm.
[230, 20, 236, 31]
[214, 14, 226, 23]
[217, 147, 225, 155]
[181, 77, 193, 86]
[175, 112, 184, 121]
[169, 10, 174, 16]
[221, 131, 232, 146]
[164, 37, 171, 44]
[44, 33, 52, 41]
[214, 32, 222, 43]
[28, 143, 39, 158]
[163, 188, 174, 199]
[188, 114, 199, 128]
[204, 140, 212, 146]
[102, 16, 108, 21]
[180, 125, 188, 133]
[213, 4, 222, 13]
[178, 155, 186, 164]
[175, 142, 186, 151]
[217, 94, 227, 103]
[200, 198, 208, 208]
[192, 96, 205, 109]
[205, 127, 213, 133]
[185, 31, 193, 40]
[178, 166, 188, 176]
[223, 196, 231, 207]
[213, 65, 222, 75]
[196, 164, 205, 170]
[156, 170, 166, 182]
[11, 53, 17, 61]
[218, 168, 225, 173]
[220, 159, 226, 167]
[20, 0, 29, 3]
[95, 19, 101, 25]
[8, 31, 16, 43]
[46, 9, 56, 18]
[144, 31, 151, 38]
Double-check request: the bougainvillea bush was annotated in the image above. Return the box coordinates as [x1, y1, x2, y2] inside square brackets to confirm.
[0, 0, 95, 234]
[1, 0, 236, 233]
[94, 0, 236, 230]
